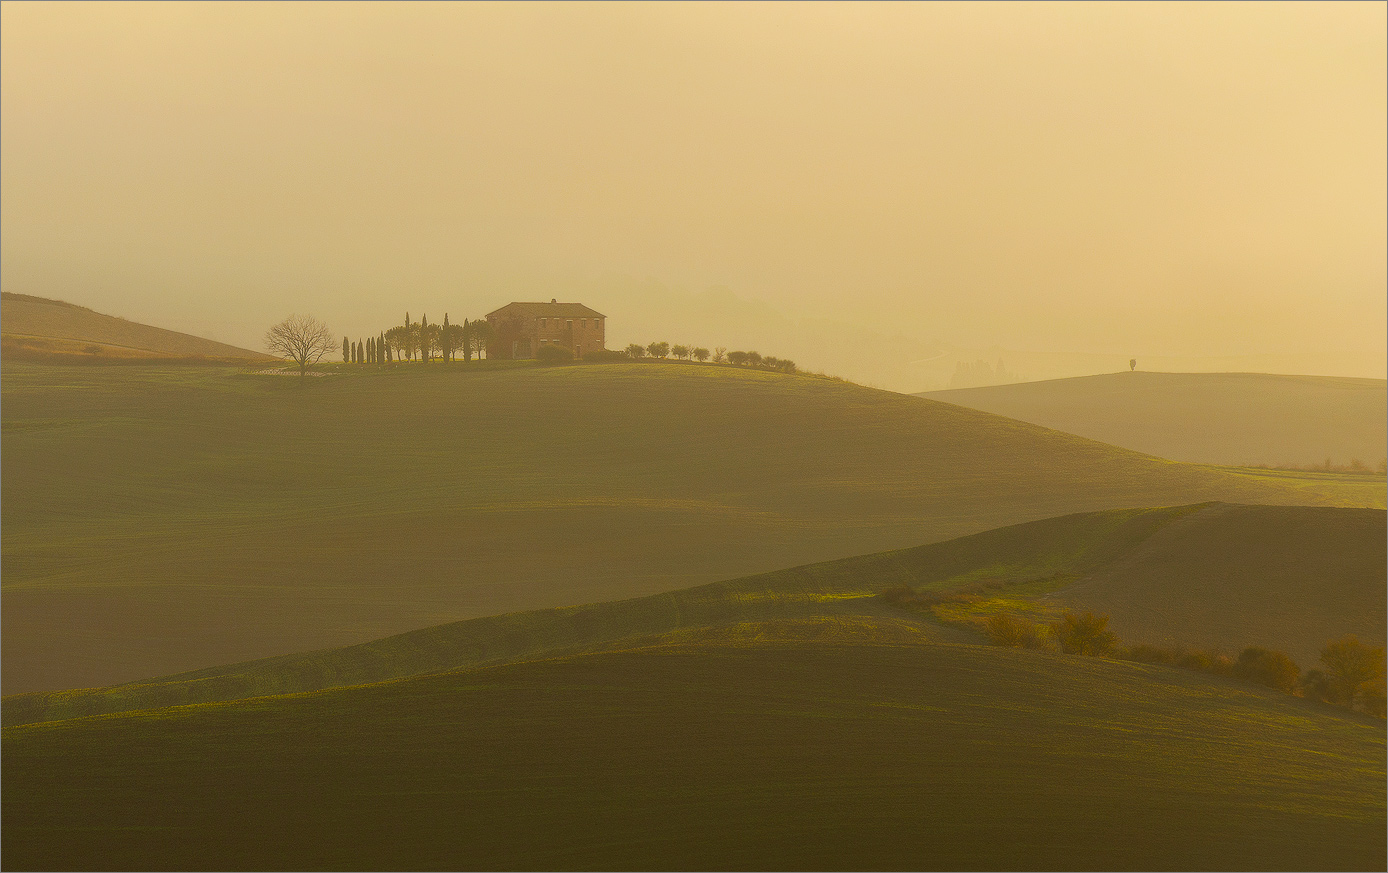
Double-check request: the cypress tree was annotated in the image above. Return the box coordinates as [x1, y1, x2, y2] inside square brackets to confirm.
[379, 333, 386, 366]
[421, 314, 429, 363]
[443, 314, 451, 363]
[359, 339, 365, 364]
[368, 337, 376, 364]
[343, 336, 350, 362]
[463, 319, 471, 362]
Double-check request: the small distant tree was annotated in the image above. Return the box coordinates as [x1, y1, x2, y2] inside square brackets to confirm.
[713, 346, 727, 363]
[1232, 647, 1300, 693]
[693, 347, 710, 362]
[745, 351, 763, 367]
[777, 358, 796, 374]
[626, 343, 646, 359]
[727, 351, 748, 366]
[266, 314, 336, 378]
[763, 356, 780, 370]
[420, 315, 430, 363]
[1129, 358, 1137, 371]
[1319, 635, 1386, 711]
[368, 337, 376, 364]
[380, 333, 387, 365]
[1050, 612, 1118, 657]
[648, 341, 669, 359]
[359, 339, 366, 364]
[343, 337, 350, 362]
[461, 319, 472, 362]
[671, 344, 689, 361]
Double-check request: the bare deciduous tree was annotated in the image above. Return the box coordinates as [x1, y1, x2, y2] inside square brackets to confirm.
[266, 314, 335, 377]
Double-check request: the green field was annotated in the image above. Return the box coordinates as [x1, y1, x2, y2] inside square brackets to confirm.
[9, 502, 1380, 727]
[919, 371, 1388, 469]
[4, 635, 1382, 871]
[4, 361, 1382, 694]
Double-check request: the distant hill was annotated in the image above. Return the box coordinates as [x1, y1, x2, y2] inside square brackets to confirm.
[9, 502, 1379, 726]
[5, 361, 1384, 695]
[4, 637, 1382, 870]
[918, 371, 1387, 468]
[0, 292, 273, 361]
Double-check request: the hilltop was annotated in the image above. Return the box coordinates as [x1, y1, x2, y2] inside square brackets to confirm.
[3, 361, 1382, 694]
[0, 292, 273, 361]
[918, 370, 1388, 468]
[4, 637, 1382, 870]
[8, 502, 1380, 726]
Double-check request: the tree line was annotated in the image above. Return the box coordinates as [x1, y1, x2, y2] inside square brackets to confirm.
[341, 312, 496, 365]
[620, 342, 796, 373]
[881, 583, 1386, 719]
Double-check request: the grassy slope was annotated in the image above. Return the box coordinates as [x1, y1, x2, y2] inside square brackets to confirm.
[4, 361, 1381, 693]
[9, 502, 1381, 727]
[919, 371, 1388, 468]
[4, 637, 1383, 871]
[0, 292, 273, 360]
[1053, 503, 1388, 666]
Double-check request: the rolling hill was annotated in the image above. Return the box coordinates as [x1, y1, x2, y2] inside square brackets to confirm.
[8, 502, 1380, 727]
[4, 636, 1383, 871]
[0, 292, 273, 361]
[3, 361, 1383, 694]
[918, 371, 1388, 468]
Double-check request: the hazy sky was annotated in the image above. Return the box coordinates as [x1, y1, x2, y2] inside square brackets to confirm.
[3, 1, 1384, 389]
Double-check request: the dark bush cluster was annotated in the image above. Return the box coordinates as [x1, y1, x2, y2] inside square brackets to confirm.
[535, 344, 574, 364]
[877, 582, 1386, 719]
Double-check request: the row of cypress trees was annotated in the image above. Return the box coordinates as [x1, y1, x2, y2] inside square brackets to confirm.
[341, 312, 490, 365]
[342, 332, 392, 365]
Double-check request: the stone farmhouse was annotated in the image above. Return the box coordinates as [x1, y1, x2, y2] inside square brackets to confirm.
[485, 300, 606, 360]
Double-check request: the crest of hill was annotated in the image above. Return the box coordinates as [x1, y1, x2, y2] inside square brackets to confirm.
[4, 638, 1382, 871]
[0, 292, 274, 361]
[8, 502, 1380, 727]
[918, 370, 1388, 468]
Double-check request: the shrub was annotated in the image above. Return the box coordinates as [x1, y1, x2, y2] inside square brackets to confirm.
[1176, 649, 1232, 676]
[535, 344, 574, 364]
[1232, 647, 1300, 693]
[985, 613, 1038, 648]
[1050, 612, 1118, 657]
[1319, 635, 1387, 712]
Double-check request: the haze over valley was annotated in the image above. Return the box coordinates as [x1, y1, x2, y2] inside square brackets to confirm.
[2, 3, 1384, 871]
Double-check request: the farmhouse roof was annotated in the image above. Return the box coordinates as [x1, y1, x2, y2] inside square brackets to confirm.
[487, 300, 606, 319]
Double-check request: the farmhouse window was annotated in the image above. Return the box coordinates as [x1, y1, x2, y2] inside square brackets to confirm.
[567, 320, 573, 329]
[540, 318, 546, 328]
